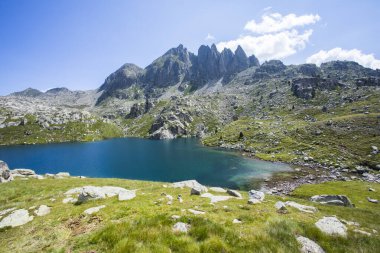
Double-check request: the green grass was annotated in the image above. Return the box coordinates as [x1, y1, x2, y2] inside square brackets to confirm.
[0, 179, 379, 252]
[0, 119, 123, 145]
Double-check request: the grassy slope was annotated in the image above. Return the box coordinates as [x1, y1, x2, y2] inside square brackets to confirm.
[202, 92, 380, 168]
[0, 119, 123, 145]
[0, 179, 379, 252]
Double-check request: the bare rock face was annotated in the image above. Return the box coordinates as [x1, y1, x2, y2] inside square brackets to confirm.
[149, 108, 193, 140]
[0, 160, 13, 183]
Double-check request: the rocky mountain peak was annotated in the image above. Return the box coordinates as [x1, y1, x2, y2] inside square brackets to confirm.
[10, 87, 43, 97]
[45, 87, 70, 94]
[231, 46, 249, 73]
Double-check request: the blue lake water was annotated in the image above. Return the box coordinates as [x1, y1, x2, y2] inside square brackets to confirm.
[0, 138, 291, 189]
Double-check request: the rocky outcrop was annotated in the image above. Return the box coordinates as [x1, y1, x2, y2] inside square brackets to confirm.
[291, 77, 345, 99]
[65, 186, 136, 203]
[126, 99, 154, 119]
[0, 160, 13, 183]
[149, 108, 193, 139]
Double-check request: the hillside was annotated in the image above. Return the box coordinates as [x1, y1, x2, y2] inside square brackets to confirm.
[0, 174, 379, 252]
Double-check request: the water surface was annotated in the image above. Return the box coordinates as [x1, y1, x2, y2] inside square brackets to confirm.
[0, 138, 291, 189]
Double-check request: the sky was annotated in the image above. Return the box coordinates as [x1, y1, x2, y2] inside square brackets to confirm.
[0, 0, 379, 95]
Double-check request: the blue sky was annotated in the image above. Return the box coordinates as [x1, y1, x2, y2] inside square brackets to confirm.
[0, 0, 379, 95]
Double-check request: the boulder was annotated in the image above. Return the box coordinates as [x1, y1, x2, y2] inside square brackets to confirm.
[188, 209, 205, 215]
[275, 201, 287, 212]
[0, 209, 33, 228]
[56, 172, 70, 177]
[285, 201, 317, 213]
[62, 197, 77, 204]
[77, 186, 106, 203]
[296, 236, 325, 253]
[233, 218, 242, 224]
[200, 193, 232, 203]
[84, 205, 106, 215]
[367, 197, 378, 203]
[0, 160, 13, 183]
[118, 190, 136, 201]
[310, 195, 353, 207]
[34, 205, 51, 216]
[173, 222, 190, 233]
[172, 180, 208, 192]
[190, 187, 203, 195]
[315, 217, 347, 237]
[248, 190, 265, 202]
[101, 186, 132, 197]
[209, 187, 227, 193]
[227, 189, 242, 198]
[11, 168, 36, 176]
[248, 198, 261, 205]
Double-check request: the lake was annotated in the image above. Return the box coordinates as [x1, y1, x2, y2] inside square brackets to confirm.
[0, 138, 291, 189]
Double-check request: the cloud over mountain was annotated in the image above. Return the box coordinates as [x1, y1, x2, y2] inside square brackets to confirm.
[307, 48, 380, 70]
[216, 12, 320, 61]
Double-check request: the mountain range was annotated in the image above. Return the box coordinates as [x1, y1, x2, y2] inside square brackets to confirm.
[1, 44, 379, 170]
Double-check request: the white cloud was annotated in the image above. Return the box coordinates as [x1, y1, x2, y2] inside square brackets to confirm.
[244, 13, 320, 34]
[205, 33, 215, 41]
[217, 29, 313, 61]
[216, 12, 320, 61]
[307, 48, 380, 70]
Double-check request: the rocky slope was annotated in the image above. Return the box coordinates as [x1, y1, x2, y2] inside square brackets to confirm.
[0, 44, 379, 170]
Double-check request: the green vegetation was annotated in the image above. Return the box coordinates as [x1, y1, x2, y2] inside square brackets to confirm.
[0, 119, 123, 145]
[202, 93, 380, 168]
[0, 179, 379, 252]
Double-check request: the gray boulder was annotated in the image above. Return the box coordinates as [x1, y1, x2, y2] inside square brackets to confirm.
[34, 205, 51, 216]
[0, 160, 13, 183]
[172, 180, 208, 192]
[118, 190, 136, 201]
[248, 190, 265, 202]
[227, 189, 242, 198]
[11, 168, 36, 176]
[77, 186, 106, 203]
[173, 222, 190, 233]
[297, 236, 325, 253]
[0, 209, 33, 228]
[315, 217, 347, 237]
[310, 195, 353, 207]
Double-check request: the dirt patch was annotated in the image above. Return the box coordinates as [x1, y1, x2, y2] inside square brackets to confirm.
[65, 215, 102, 236]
